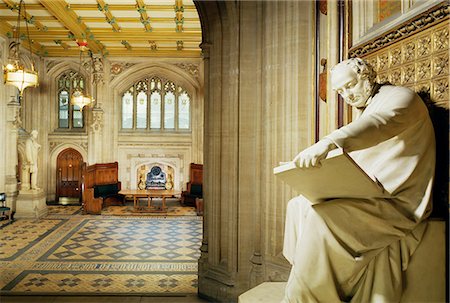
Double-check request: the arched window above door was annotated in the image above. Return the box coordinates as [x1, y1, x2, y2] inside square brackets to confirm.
[57, 70, 86, 130]
[121, 76, 191, 132]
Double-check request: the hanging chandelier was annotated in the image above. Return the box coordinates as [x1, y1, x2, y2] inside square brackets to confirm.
[70, 40, 94, 111]
[3, 0, 38, 98]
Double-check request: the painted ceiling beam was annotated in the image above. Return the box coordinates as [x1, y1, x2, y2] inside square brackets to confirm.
[136, 0, 152, 32]
[44, 47, 201, 58]
[96, 0, 121, 32]
[3, 0, 47, 32]
[28, 30, 201, 42]
[38, 0, 103, 54]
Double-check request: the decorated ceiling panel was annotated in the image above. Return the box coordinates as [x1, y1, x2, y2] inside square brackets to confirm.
[0, 0, 201, 57]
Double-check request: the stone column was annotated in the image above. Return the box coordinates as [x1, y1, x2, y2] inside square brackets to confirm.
[88, 107, 104, 164]
[5, 98, 21, 212]
[88, 54, 105, 164]
[198, 41, 211, 279]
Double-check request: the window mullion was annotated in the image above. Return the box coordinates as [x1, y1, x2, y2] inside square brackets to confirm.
[133, 85, 137, 130]
[161, 86, 165, 130]
[175, 87, 179, 130]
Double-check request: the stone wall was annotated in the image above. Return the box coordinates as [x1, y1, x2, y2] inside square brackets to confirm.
[196, 1, 318, 301]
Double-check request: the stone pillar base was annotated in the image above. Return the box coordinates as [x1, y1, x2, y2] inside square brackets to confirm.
[15, 189, 48, 219]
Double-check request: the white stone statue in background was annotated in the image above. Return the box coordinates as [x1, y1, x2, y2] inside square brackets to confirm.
[25, 130, 41, 190]
[283, 58, 435, 302]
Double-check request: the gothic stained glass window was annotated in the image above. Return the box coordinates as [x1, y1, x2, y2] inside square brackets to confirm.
[57, 70, 86, 129]
[121, 77, 191, 131]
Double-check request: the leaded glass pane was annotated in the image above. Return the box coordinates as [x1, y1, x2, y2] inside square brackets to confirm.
[136, 91, 147, 129]
[178, 91, 190, 129]
[73, 105, 83, 128]
[150, 91, 161, 129]
[122, 91, 133, 129]
[164, 91, 175, 129]
[59, 90, 69, 128]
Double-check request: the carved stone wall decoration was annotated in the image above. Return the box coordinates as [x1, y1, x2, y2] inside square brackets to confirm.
[49, 142, 59, 152]
[90, 109, 104, 133]
[417, 36, 432, 57]
[378, 73, 389, 84]
[433, 54, 449, 77]
[416, 59, 432, 81]
[389, 68, 402, 85]
[433, 78, 449, 103]
[402, 64, 415, 84]
[80, 142, 88, 152]
[403, 42, 416, 63]
[389, 48, 402, 67]
[416, 81, 431, 95]
[362, 20, 449, 109]
[174, 63, 199, 78]
[350, 2, 449, 58]
[110, 62, 135, 81]
[46, 60, 59, 73]
[378, 53, 389, 71]
[92, 55, 104, 84]
[434, 26, 449, 51]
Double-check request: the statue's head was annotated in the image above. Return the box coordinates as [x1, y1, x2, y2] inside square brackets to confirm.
[331, 58, 376, 108]
[30, 130, 38, 139]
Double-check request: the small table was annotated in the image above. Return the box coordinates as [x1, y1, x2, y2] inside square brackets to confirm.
[119, 189, 180, 213]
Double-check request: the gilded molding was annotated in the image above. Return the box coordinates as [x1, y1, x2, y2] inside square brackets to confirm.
[350, 2, 449, 58]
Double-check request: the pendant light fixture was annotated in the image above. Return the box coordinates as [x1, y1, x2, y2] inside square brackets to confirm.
[70, 40, 94, 111]
[3, 0, 39, 99]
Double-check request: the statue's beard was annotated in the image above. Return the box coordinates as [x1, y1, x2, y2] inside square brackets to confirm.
[344, 80, 374, 108]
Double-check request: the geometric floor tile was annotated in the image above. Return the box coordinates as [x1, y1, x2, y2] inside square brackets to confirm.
[0, 213, 202, 295]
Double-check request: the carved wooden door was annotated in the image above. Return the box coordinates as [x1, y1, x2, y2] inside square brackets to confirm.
[56, 148, 83, 203]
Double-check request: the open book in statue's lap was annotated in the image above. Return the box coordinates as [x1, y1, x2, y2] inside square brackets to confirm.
[274, 148, 387, 203]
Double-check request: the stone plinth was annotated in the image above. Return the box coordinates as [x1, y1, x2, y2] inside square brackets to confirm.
[15, 189, 48, 219]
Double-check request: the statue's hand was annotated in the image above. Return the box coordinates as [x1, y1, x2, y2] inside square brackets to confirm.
[293, 139, 336, 168]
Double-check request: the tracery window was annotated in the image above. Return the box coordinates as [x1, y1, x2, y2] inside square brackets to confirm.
[121, 77, 191, 131]
[57, 70, 85, 129]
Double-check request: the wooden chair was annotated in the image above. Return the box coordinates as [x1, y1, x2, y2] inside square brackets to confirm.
[0, 193, 12, 223]
[181, 163, 203, 207]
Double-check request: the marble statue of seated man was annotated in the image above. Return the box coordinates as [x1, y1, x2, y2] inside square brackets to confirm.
[282, 58, 435, 302]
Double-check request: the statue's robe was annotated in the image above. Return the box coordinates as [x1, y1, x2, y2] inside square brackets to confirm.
[283, 85, 435, 302]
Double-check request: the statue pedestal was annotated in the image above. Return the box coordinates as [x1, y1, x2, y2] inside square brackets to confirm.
[15, 189, 47, 219]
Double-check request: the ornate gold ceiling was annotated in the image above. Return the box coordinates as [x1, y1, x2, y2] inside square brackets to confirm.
[0, 0, 202, 57]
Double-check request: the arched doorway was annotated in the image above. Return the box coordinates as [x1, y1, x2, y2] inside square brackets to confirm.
[56, 148, 84, 204]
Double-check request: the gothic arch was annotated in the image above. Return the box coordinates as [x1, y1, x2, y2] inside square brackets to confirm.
[111, 62, 201, 94]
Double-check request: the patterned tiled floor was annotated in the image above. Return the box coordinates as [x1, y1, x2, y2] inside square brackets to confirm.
[0, 209, 202, 295]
